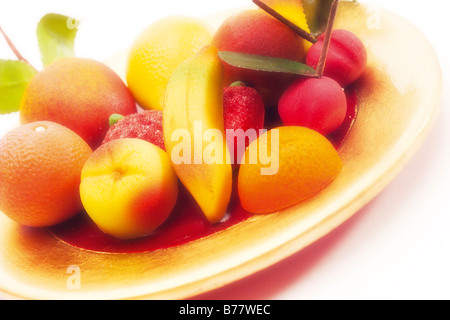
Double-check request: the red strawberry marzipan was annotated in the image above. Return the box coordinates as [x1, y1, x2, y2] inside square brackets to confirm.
[102, 110, 165, 150]
[223, 84, 265, 166]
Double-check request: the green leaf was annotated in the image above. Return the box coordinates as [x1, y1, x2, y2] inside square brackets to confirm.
[0, 60, 37, 114]
[253, 0, 349, 41]
[36, 13, 79, 67]
[252, 0, 315, 42]
[302, 0, 334, 36]
[218, 51, 317, 77]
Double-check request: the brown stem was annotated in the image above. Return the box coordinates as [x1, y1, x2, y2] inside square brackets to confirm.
[316, 0, 339, 77]
[0, 25, 38, 72]
[252, 0, 317, 43]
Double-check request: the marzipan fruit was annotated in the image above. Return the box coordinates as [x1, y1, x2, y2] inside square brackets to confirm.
[163, 45, 232, 224]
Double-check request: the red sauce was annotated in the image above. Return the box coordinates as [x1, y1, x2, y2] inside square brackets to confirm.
[49, 86, 358, 254]
[50, 186, 251, 253]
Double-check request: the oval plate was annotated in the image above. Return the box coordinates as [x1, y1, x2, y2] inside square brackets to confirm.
[0, 2, 442, 299]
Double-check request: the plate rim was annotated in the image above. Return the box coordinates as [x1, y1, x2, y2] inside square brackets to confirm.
[0, 2, 443, 300]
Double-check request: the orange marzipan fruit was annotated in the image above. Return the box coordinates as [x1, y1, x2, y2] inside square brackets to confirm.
[0, 121, 92, 227]
[238, 126, 342, 214]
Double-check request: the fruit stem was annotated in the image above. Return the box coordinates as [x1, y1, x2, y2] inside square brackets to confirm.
[252, 0, 317, 43]
[0, 25, 38, 72]
[230, 81, 247, 87]
[316, 0, 339, 78]
[109, 113, 124, 127]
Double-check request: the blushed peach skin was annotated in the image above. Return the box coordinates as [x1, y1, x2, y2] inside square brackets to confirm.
[79, 138, 178, 240]
[20, 57, 137, 149]
[212, 9, 307, 107]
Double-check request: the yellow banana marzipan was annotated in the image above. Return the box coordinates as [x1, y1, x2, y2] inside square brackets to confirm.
[163, 45, 232, 224]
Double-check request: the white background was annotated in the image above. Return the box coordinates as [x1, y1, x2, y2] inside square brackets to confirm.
[1, 0, 449, 300]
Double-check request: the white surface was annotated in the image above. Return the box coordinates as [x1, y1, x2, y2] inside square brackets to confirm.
[1, 0, 449, 300]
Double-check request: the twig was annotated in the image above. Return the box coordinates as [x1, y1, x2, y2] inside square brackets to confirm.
[316, 0, 339, 77]
[0, 25, 38, 72]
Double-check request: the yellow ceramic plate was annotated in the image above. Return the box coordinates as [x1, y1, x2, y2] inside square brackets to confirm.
[0, 2, 442, 299]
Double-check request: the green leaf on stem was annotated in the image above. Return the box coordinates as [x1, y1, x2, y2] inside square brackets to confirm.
[0, 60, 37, 114]
[36, 13, 79, 67]
[218, 51, 317, 77]
[252, 0, 315, 42]
[302, 0, 335, 36]
[253, 0, 336, 41]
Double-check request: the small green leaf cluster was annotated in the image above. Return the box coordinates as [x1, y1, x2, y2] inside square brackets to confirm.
[0, 13, 79, 114]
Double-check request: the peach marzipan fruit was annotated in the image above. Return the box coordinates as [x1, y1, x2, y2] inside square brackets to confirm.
[20, 57, 137, 149]
[212, 9, 307, 107]
[79, 138, 179, 240]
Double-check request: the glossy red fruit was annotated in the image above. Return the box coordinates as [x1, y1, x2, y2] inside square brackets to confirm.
[102, 110, 165, 150]
[278, 77, 347, 136]
[223, 85, 265, 166]
[306, 29, 367, 87]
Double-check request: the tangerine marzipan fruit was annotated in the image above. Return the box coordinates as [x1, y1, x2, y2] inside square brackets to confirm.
[0, 121, 92, 227]
[238, 126, 342, 214]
